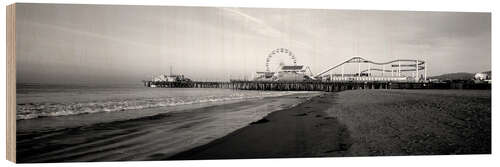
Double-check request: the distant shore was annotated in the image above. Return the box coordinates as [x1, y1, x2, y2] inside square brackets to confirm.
[169, 89, 491, 160]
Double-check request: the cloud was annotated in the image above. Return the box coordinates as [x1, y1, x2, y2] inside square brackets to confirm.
[219, 8, 313, 50]
[18, 20, 159, 50]
[219, 7, 282, 38]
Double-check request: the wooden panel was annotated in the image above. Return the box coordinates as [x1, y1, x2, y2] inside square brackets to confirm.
[6, 3, 16, 163]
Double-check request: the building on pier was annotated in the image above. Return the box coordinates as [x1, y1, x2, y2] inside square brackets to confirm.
[474, 71, 491, 83]
[254, 64, 314, 82]
[152, 74, 191, 82]
[145, 73, 192, 87]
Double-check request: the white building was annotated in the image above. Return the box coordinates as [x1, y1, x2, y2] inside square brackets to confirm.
[474, 71, 491, 83]
[254, 65, 313, 81]
[152, 74, 188, 82]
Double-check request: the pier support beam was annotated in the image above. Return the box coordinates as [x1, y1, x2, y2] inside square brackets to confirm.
[358, 62, 361, 77]
[368, 63, 371, 76]
[341, 65, 344, 79]
[398, 61, 401, 76]
[382, 65, 385, 77]
[416, 60, 419, 82]
[424, 61, 427, 81]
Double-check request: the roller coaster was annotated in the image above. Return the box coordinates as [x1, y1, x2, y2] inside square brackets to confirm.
[315, 57, 426, 82]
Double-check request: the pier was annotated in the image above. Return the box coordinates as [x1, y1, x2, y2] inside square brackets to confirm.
[143, 80, 491, 91]
[144, 49, 490, 91]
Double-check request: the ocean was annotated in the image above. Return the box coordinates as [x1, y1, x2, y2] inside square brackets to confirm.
[16, 84, 319, 162]
[17, 84, 310, 131]
[17, 84, 301, 119]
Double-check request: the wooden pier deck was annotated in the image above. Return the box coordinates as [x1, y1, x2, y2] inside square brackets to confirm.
[143, 80, 490, 91]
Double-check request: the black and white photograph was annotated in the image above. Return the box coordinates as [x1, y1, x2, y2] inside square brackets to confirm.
[6, 2, 491, 163]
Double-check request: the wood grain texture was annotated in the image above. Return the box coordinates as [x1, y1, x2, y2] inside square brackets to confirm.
[6, 3, 16, 163]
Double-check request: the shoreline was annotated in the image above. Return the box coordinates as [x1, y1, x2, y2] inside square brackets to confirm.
[168, 92, 352, 160]
[17, 90, 317, 133]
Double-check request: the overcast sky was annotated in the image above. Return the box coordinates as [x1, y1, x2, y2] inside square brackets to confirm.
[16, 3, 491, 84]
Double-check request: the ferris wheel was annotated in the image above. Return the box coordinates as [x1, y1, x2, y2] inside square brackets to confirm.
[265, 48, 297, 72]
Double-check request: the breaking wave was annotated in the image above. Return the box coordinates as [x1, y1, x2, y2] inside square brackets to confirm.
[17, 91, 299, 120]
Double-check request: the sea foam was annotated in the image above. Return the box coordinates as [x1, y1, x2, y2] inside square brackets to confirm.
[17, 90, 300, 120]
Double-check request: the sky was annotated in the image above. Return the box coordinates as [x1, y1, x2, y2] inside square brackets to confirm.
[16, 3, 491, 84]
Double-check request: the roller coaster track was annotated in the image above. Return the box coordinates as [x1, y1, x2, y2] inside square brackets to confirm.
[314, 57, 425, 78]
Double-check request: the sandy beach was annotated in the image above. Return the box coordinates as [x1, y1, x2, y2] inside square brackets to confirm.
[170, 89, 491, 160]
[16, 89, 490, 162]
[326, 89, 491, 156]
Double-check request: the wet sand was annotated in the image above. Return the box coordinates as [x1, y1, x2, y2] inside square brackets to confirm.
[17, 93, 318, 163]
[169, 93, 353, 160]
[170, 89, 491, 160]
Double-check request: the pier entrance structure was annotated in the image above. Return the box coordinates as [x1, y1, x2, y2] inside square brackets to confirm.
[314, 57, 427, 82]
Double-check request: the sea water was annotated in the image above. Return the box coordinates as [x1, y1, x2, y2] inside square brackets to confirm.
[16, 84, 307, 132]
[16, 84, 319, 162]
[16, 84, 301, 120]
